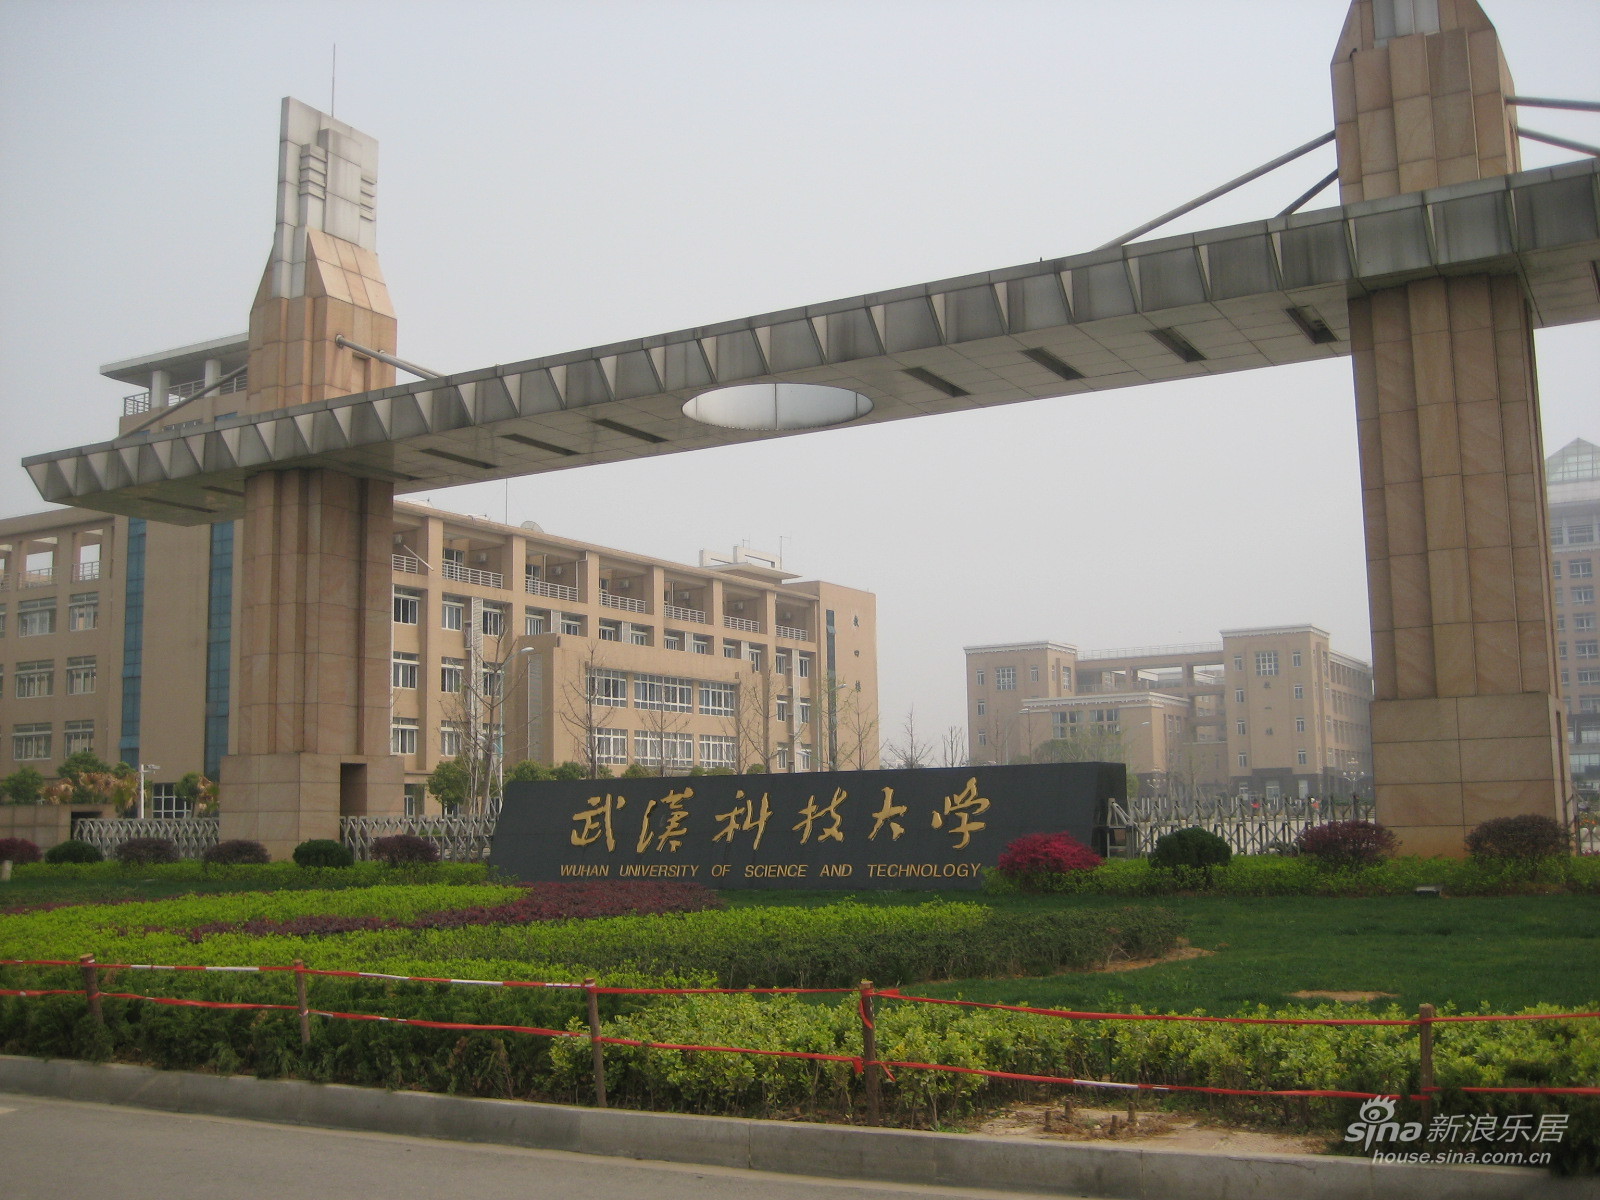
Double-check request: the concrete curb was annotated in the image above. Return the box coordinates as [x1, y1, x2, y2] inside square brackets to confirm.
[0, 1056, 1584, 1200]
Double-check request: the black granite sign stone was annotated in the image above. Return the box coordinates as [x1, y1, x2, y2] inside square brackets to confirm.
[487, 762, 1123, 889]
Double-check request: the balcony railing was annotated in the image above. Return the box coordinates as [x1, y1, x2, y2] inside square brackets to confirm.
[21, 568, 55, 588]
[0, 573, 9, 591]
[442, 561, 504, 589]
[600, 590, 647, 613]
[392, 554, 425, 575]
[526, 577, 579, 602]
[723, 614, 762, 633]
[71, 561, 102, 581]
[122, 372, 248, 416]
[664, 603, 708, 624]
[776, 624, 810, 641]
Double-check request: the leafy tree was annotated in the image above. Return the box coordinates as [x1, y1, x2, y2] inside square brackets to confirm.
[2, 767, 47, 804]
[551, 761, 592, 781]
[426, 756, 471, 813]
[504, 759, 554, 784]
[58, 750, 114, 783]
[176, 772, 219, 815]
[621, 763, 652, 779]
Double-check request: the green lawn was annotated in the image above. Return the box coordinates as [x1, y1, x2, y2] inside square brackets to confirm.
[725, 889, 1600, 1014]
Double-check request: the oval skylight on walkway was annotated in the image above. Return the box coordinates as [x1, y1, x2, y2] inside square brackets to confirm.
[682, 383, 873, 431]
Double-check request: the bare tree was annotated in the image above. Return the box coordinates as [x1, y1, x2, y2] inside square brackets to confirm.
[884, 707, 932, 770]
[559, 643, 618, 779]
[635, 677, 693, 776]
[433, 609, 517, 813]
[730, 656, 779, 771]
[938, 725, 968, 768]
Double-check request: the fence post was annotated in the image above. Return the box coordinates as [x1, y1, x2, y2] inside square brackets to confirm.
[1417, 1003, 1435, 1127]
[79, 954, 103, 1025]
[584, 978, 608, 1108]
[294, 959, 312, 1049]
[859, 979, 881, 1127]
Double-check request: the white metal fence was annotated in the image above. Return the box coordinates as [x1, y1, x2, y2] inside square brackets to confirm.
[74, 818, 221, 859]
[339, 814, 497, 862]
[1104, 795, 1376, 857]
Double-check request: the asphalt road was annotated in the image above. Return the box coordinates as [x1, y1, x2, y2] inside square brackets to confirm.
[0, 1092, 1102, 1200]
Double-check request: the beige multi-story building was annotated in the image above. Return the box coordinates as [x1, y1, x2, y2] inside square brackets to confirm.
[1550, 438, 1600, 800]
[965, 627, 1374, 801]
[0, 338, 879, 816]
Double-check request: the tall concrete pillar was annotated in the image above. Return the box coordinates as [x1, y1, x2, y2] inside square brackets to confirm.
[1335, 0, 1571, 853]
[220, 99, 406, 857]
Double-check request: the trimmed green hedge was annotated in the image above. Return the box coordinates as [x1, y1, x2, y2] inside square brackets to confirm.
[984, 854, 1600, 897]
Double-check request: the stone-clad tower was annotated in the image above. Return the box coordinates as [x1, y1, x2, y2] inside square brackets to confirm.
[1334, 0, 1571, 853]
[220, 100, 405, 857]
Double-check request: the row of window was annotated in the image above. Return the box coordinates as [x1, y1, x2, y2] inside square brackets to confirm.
[1559, 641, 1600, 659]
[0, 594, 100, 638]
[1555, 586, 1598, 606]
[1553, 559, 1595, 580]
[974, 664, 1072, 692]
[1556, 614, 1599, 632]
[5, 656, 96, 698]
[1552, 524, 1596, 547]
[8, 720, 95, 762]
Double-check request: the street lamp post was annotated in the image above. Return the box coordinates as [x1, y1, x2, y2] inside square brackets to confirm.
[507, 646, 541, 801]
[136, 763, 161, 820]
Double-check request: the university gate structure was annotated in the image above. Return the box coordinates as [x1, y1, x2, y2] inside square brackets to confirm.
[23, 1, 1600, 857]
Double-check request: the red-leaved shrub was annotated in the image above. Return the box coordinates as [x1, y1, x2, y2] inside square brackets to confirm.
[0, 837, 43, 865]
[370, 834, 442, 866]
[997, 831, 1102, 881]
[1295, 820, 1397, 868]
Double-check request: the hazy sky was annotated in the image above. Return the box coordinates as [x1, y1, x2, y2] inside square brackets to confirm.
[2, 0, 1596, 749]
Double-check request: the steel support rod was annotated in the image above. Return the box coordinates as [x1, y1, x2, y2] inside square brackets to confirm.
[334, 335, 443, 380]
[1098, 131, 1335, 250]
[1277, 168, 1341, 217]
[1516, 127, 1600, 159]
[1507, 95, 1600, 114]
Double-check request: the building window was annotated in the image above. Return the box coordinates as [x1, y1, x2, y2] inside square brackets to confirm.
[68, 593, 99, 632]
[1571, 560, 1594, 579]
[627, 624, 650, 646]
[777, 696, 790, 722]
[15, 660, 52, 699]
[594, 728, 628, 765]
[1295, 717, 1306, 733]
[1293, 684, 1304, 700]
[798, 744, 814, 771]
[390, 719, 419, 756]
[798, 653, 813, 678]
[798, 696, 812, 724]
[699, 734, 736, 767]
[699, 681, 735, 717]
[1030, 665, 1040, 683]
[149, 784, 189, 820]
[393, 589, 420, 624]
[775, 651, 791, 674]
[976, 699, 987, 716]
[561, 613, 584, 636]
[404, 784, 424, 816]
[440, 657, 465, 692]
[1577, 640, 1599, 659]
[439, 722, 464, 758]
[1291, 650, 1302, 668]
[18, 597, 55, 636]
[589, 668, 629, 707]
[635, 673, 693, 712]
[392, 652, 419, 689]
[1236, 720, 1246, 735]
[1576, 615, 1597, 632]
[1233, 655, 1243, 671]
[524, 608, 549, 636]
[65, 656, 96, 695]
[975, 669, 986, 686]
[598, 619, 622, 642]
[1573, 586, 1596, 605]
[995, 666, 1016, 691]
[442, 597, 465, 630]
[63, 719, 95, 756]
[723, 640, 741, 658]
[634, 731, 693, 771]
[1234, 687, 1245, 703]
[664, 631, 684, 651]
[977, 730, 988, 747]
[0, 604, 7, 637]
[480, 666, 503, 697]
[693, 635, 712, 655]
[1255, 651, 1279, 676]
[1297, 748, 1308, 766]
[1237, 752, 1248, 768]
[747, 645, 764, 671]
[775, 747, 790, 771]
[13, 723, 52, 760]
[481, 604, 506, 636]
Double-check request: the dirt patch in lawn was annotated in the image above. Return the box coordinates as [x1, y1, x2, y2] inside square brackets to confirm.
[1288, 989, 1397, 1002]
[973, 1101, 1332, 1156]
[1092, 940, 1214, 973]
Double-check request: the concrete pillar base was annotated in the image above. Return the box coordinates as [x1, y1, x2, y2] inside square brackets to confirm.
[1372, 692, 1567, 856]
[220, 752, 406, 860]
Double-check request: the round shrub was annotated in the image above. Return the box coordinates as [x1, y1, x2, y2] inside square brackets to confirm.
[45, 838, 104, 864]
[997, 831, 1102, 883]
[370, 834, 441, 866]
[201, 839, 271, 866]
[0, 837, 43, 865]
[292, 838, 353, 868]
[115, 837, 180, 866]
[1149, 827, 1232, 872]
[1465, 814, 1569, 862]
[1295, 820, 1398, 869]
